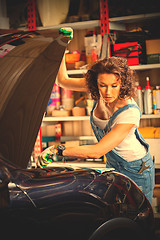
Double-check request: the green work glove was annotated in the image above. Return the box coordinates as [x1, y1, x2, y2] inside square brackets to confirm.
[37, 146, 57, 168]
[59, 27, 73, 41]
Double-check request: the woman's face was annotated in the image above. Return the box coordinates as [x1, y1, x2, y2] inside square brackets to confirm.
[97, 73, 121, 103]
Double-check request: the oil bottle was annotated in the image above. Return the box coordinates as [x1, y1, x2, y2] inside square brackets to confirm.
[144, 77, 152, 114]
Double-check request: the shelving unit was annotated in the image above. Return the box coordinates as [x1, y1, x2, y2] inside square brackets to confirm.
[42, 114, 160, 124]
[109, 12, 160, 23]
[36, 19, 125, 31]
[67, 63, 160, 75]
[43, 116, 89, 123]
[131, 64, 160, 70]
[141, 114, 160, 119]
[61, 136, 96, 141]
[41, 12, 160, 122]
[19, 12, 160, 31]
[40, 10, 160, 168]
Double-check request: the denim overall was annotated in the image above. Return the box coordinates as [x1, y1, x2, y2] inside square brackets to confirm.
[90, 102, 155, 204]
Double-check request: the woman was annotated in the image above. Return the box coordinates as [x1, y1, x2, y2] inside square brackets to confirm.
[39, 56, 155, 204]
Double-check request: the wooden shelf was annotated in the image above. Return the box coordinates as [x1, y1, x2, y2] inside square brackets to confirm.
[43, 116, 90, 122]
[67, 69, 87, 75]
[109, 12, 160, 23]
[19, 19, 125, 31]
[19, 12, 160, 31]
[43, 114, 160, 123]
[61, 136, 96, 141]
[141, 114, 160, 119]
[130, 63, 160, 70]
[67, 64, 160, 75]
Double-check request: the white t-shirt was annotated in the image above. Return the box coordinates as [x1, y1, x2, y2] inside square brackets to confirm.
[93, 101, 147, 161]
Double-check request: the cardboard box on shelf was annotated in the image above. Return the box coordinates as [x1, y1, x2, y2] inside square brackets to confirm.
[138, 127, 156, 138]
[62, 120, 94, 137]
[146, 39, 160, 55]
[66, 60, 85, 70]
[42, 125, 56, 136]
[72, 107, 86, 116]
[52, 109, 71, 117]
[65, 141, 80, 147]
[82, 121, 94, 136]
[48, 141, 60, 147]
[63, 121, 74, 136]
[147, 54, 160, 64]
[138, 127, 160, 138]
[146, 39, 160, 64]
[73, 121, 83, 136]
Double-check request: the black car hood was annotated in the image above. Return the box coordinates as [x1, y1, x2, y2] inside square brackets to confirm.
[0, 31, 68, 168]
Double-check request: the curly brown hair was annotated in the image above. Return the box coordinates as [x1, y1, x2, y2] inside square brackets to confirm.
[85, 56, 136, 101]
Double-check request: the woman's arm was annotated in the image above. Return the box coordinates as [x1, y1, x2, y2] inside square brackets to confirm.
[63, 124, 135, 159]
[56, 54, 87, 92]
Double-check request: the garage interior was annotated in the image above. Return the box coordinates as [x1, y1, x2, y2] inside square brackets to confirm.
[0, 0, 160, 238]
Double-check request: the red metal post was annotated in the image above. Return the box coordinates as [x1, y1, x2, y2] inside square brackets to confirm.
[27, 0, 36, 31]
[99, 0, 111, 56]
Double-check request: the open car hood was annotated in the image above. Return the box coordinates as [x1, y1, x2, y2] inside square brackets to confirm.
[0, 31, 69, 168]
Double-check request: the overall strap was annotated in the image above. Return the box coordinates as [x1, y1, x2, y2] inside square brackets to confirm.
[90, 101, 97, 115]
[90, 101, 105, 142]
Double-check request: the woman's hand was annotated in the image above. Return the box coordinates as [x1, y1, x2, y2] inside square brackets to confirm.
[36, 146, 56, 168]
[59, 27, 73, 42]
[94, 98, 109, 120]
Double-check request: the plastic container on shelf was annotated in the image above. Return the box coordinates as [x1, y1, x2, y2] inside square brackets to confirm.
[61, 88, 74, 110]
[37, 0, 70, 26]
[153, 86, 160, 114]
[65, 52, 80, 63]
[72, 107, 86, 116]
[136, 85, 144, 114]
[144, 77, 153, 114]
[47, 83, 61, 115]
